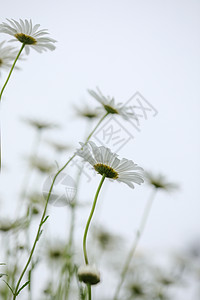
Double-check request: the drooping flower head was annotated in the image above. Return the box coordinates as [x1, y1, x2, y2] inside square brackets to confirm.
[88, 87, 137, 121]
[0, 19, 56, 54]
[0, 41, 20, 74]
[76, 141, 144, 189]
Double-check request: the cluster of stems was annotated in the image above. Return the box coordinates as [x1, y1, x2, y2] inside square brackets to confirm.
[1, 42, 158, 300]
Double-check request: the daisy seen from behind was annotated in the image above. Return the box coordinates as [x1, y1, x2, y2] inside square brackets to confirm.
[88, 87, 137, 121]
[76, 141, 144, 189]
[0, 19, 56, 54]
[145, 171, 178, 192]
[0, 19, 56, 101]
[77, 141, 144, 298]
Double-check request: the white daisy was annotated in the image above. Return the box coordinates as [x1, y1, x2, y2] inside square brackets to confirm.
[145, 172, 178, 191]
[0, 19, 56, 55]
[76, 141, 144, 189]
[74, 104, 101, 120]
[0, 41, 19, 74]
[88, 87, 137, 121]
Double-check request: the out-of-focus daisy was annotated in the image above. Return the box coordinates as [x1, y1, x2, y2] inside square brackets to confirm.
[92, 225, 121, 251]
[0, 41, 20, 74]
[0, 217, 28, 232]
[145, 172, 178, 191]
[45, 240, 67, 262]
[28, 192, 45, 206]
[76, 141, 144, 189]
[27, 192, 45, 216]
[22, 117, 58, 131]
[88, 87, 137, 121]
[45, 140, 71, 153]
[127, 281, 146, 297]
[0, 19, 56, 55]
[74, 104, 101, 120]
[29, 156, 55, 174]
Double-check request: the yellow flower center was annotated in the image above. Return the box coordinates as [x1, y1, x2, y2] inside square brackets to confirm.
[15, 33, 37, 45]
[104, 104, 119, 114]
[94, 163, 118, 179]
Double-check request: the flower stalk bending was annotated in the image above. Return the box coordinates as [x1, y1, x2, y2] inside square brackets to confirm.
[83, 174, 106, 265]
[83, 174, 106, 300]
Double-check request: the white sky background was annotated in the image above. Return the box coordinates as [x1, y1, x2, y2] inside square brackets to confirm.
[0, 0, 200, 298]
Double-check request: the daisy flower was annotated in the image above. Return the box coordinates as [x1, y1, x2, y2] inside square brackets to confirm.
[0, 41, 20, 74]
[22, 117, 58, 131]
[145, 172, 178, 191]
[74, 103, 101, 120]
[45, 140, 71, 153]
[76, 141, 144, 188]
[88, 87, 137, 121]
[0, 19, 56, 54]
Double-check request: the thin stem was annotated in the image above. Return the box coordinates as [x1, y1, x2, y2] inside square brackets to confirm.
[60, 117, 99, 300]
[12, 113, 109, 299]
[85, 112, 109, 143]
[113, 189, 157, 300]
[12, 156, 75, 300]
[83, 174, 106, 265]
[59, 166, 83, 300]
[17, 129, 42, 213]
[0, 43, 25, 101]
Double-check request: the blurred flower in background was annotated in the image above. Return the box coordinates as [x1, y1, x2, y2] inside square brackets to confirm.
[0, 41, 21, 75]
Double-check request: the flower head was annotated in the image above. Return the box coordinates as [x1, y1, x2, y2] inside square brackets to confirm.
[0, 19, 56, 55]
[0, 41, 20, 74]
[46, 140, 71, 153]
[76, 141, 144, 189]
[88, 87, 137, 121]
[92, 225, 121, 251]
[74, 104, 100, 120]
[0, 217, 28, 232]
[22, 117, 58, 131]
[29, 156, 55, 174]
[145, 172, 178, 191]
[77, 264, 100, 285]
[46, 241, 66, 262]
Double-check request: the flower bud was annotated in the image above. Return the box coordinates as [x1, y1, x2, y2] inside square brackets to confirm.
[77, 265, 100, 285]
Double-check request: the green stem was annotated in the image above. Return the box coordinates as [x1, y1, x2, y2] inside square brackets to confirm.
[113, 189, 157, 300]
[85, 112, 109, 143]
[0, 43, 25, 101]
[87, 284, 91, 300]
[62, 116, 101, 300]
[12, 156, 75, 300]
[60, 167, 83, 300]
[12, 113, 109, 299]
[83, 174, 106, 265]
